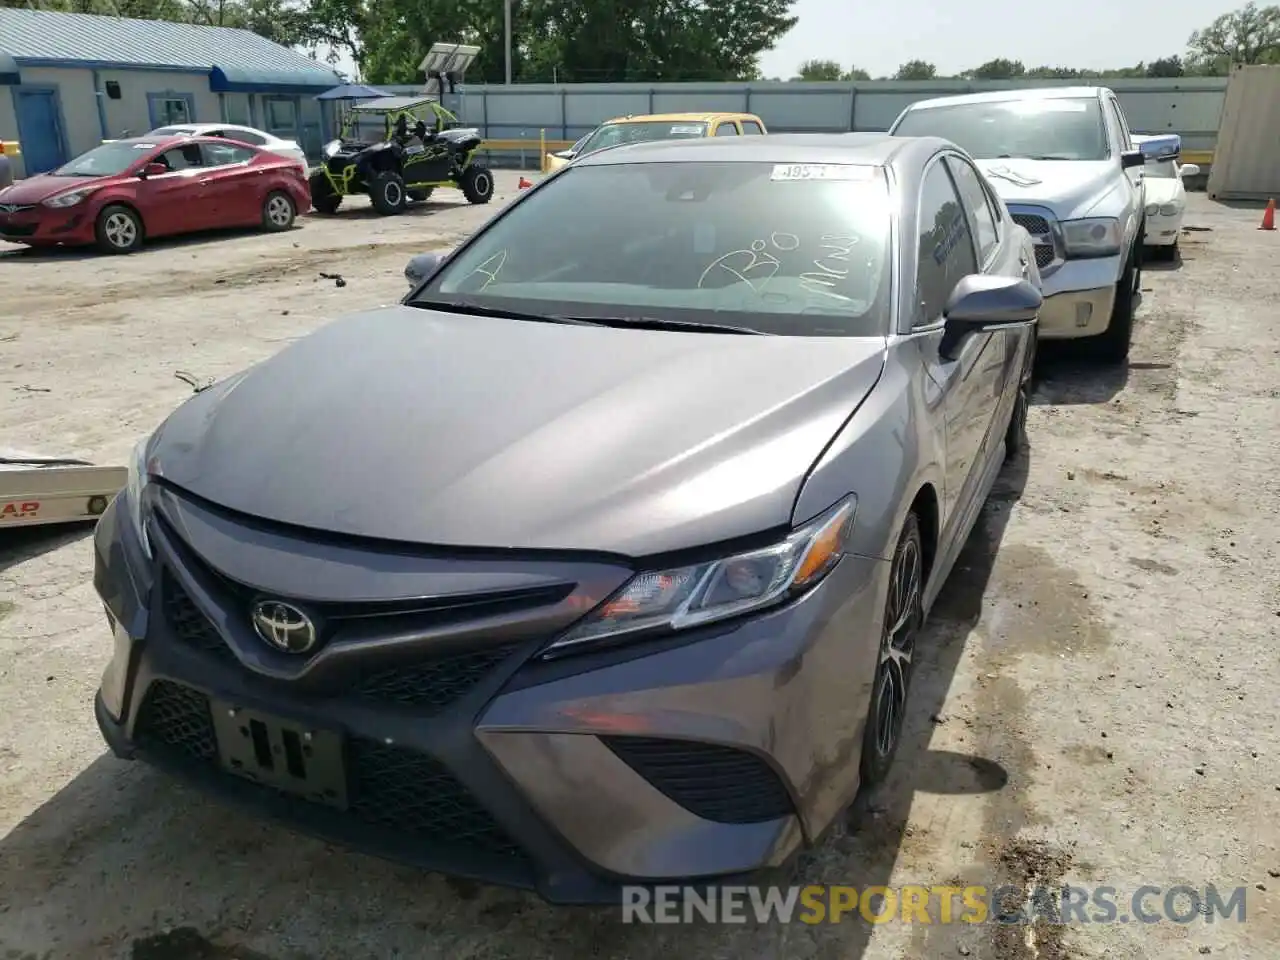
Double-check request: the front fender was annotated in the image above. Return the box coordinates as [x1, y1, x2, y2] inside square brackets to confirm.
[792, 344, 943, 564]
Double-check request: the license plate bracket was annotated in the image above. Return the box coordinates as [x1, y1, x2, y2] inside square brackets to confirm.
[210, 699, 348, 810]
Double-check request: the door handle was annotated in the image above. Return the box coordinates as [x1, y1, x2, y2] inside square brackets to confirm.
[197, 178, 212, 186]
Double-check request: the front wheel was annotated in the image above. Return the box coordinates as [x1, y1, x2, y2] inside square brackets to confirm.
[369, 171, 408, 215]
[95, 204, 143, 255]
[1088, 244, 1139, 365]
[262, 191, 296, 232]
[859, 512, 924, 789]
[459, 164, 494, 204]
[309, 173, 341, 214]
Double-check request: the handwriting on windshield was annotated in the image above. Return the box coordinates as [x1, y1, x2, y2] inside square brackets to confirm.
[462, 250, 508, 291]
[699, 233, 860, 302]
[697, 234, 799, 294]
[799, 235, 859, 298]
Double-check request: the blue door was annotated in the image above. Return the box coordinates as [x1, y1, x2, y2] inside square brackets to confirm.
[13, 88, 67, 174]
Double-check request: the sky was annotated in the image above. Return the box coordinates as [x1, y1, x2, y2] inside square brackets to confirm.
[325, 0, 1244, 82]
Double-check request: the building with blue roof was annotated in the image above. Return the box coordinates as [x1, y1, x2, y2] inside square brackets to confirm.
[0, 8, 342, 175]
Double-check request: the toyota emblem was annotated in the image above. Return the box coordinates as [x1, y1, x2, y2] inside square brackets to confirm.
[250, 600, 317, 654]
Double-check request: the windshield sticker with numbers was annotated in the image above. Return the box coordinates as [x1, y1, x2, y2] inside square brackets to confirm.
[770, 164, 875, 182]
[133, 143, 157, 149]
[669, 124, 705, 134]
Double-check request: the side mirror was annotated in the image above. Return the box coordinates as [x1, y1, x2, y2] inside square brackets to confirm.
[940, 274, 1042, 360]
[1121, 150, 1146, 170]
[138, 162, 166, 179]
[404, 250, 449, 288]
[1178, 163, 1201, 178]
[554, 149, 576, 160]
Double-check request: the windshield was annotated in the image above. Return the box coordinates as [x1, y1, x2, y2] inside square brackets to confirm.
[894, 97, 1109, 161]
[52, 141, 155, 177]
[577, 120, 710, 156]
[414, 161, 893, 337]
[1146, 159, 1178, 179]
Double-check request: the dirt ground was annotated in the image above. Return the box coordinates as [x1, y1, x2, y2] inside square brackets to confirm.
[1, 182, 1277, 960]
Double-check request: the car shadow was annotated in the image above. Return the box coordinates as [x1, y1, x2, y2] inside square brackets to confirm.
[1030, 345, 1130, 405]
[310, 199, 469, 222]
[1142, 247, 1182, 271]
[0, 224, 306, 262]
[0, 520, 96, 575]
[0, 458, 1029, 960]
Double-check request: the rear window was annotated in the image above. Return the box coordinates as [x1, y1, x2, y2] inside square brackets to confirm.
[577, 120, 710, 156]
[893, 97, 1109, 162]
[418, 161, 893, 337]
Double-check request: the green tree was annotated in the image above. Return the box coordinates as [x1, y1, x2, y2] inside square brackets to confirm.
[965, 57, 1025, 79]
[795, 58, 844, 80]
[893, 59, 936, 80]
[1187, 2, 1280, 72]
[843, 65, 870, 80]
[1146, 55, 1185, 76]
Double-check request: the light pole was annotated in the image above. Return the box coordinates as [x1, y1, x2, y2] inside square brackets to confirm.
[504, 0, 513, 84]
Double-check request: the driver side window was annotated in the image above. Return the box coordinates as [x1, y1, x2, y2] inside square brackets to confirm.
[915, 161, 978, 326]
[158, 144, 204, 171]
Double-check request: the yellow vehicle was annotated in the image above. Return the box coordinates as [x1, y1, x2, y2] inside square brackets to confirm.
[544, 112, 768, 172]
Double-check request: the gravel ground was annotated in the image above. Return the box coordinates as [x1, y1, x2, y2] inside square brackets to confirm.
[0, 186, 1277, 960]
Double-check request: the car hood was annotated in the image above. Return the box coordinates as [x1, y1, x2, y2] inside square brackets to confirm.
[150, 306, 886, 557]
[975, 159, 1122, 219]
[0, 174, 104, 205]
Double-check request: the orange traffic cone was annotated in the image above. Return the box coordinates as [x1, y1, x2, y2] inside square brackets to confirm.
[518, 176, 533, 189]
[1260, 198, 1276, 231]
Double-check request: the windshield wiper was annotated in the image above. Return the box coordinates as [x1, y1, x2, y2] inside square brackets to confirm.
[408, 297, 604, 327]
[569, 316, 771, 335]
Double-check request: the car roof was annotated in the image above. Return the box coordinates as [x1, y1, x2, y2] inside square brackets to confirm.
[352, 94, 437, 113]
[603, 112, 762, 125]
[573, 132, 936, 168]
[903, 86, 1109, 112]
[156, 122, 266, 134]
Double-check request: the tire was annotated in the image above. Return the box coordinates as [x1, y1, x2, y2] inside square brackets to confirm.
[459, 164, 494, 204]
[369, 171, 408, 215]
[262, 191, 296, 232]
[407, 187, 435, 202]
[1088, 242, 1139, 365]
[859, 512, 924, 789]
[309, 173, 341, 214]
[1005, 333, 1035, 462]
[94, 204, 143, 255]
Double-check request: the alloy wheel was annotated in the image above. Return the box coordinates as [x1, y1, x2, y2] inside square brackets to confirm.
[267, 195, 293, 227]
[872, 532, 922, 758]
[104, 212, 136, 249]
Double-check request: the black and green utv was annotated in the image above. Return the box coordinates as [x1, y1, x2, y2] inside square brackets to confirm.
[309, 95, 494, 215]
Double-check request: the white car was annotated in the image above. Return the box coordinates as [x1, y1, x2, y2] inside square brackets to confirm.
[145, 123, 307, 170]
[1133, 134, 1199, 260]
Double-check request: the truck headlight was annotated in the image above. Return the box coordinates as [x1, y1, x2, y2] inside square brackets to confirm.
[1158, 202, 1181, 216]
[1060, 217, 1122, 258]
[125, 438, 154, 558]
[1144, 203, 1159, 217]
[541, 496, 856, 658]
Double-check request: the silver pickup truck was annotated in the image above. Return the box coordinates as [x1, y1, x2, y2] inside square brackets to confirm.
[889, 86, 1147, 363]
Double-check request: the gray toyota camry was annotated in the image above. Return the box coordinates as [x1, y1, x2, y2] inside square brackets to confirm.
[93, 134, 1040, 903]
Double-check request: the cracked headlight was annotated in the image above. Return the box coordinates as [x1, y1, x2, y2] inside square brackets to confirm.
[1158, 202, 1181, 216]
[542, 496, 857, 658]
[1145, 203, 1159, 217]
[125, 437, 154, 557]
[1060, 217, 1122, 258]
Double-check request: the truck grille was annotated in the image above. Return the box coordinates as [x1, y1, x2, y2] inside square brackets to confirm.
[1009, 210, 1058, 270]
[134, 679, 527, 860]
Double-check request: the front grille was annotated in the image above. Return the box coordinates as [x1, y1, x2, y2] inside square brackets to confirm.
[134, 680, 217, 762]
[133, 680, 526, 860]
[1010, 212, 1057, 270]
[1010, 213, 1049, 235]
[601, 736, 794, 824]
[0, 223, 36, 238]
[161, 568, 526, 712]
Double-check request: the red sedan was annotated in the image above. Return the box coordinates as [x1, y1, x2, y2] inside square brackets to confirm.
[0, 135, 311, 254]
